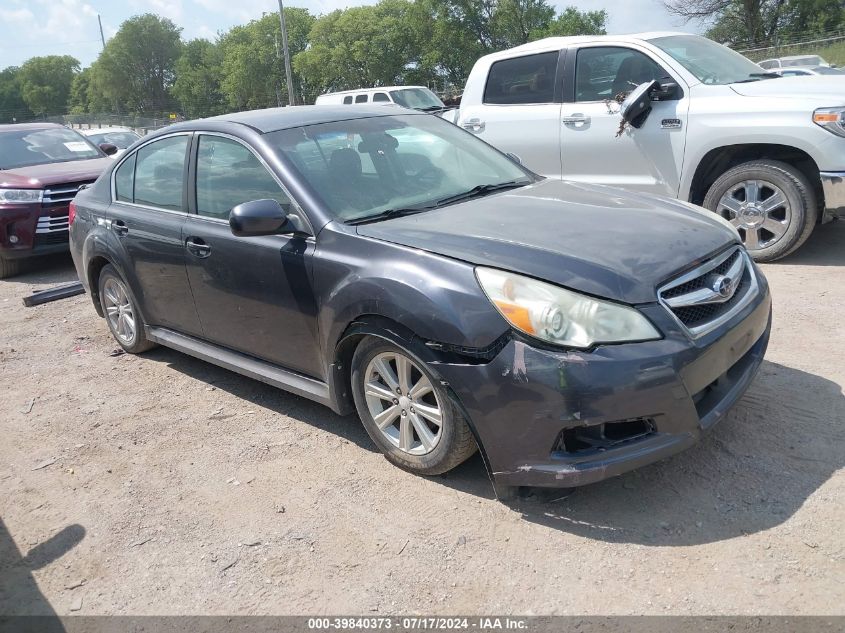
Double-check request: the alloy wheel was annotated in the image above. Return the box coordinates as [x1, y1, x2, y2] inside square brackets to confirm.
[716, 179, 790, 250]
[363, 351, 443, 456]
[103, 278, 136, 344]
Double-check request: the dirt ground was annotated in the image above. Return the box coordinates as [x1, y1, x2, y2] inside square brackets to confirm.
[1, 223, 843, 617]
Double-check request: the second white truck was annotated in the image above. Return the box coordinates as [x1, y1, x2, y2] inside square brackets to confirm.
[444, 32, 845, 261]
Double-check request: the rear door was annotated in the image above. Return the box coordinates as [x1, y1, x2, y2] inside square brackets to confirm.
[559, 45, 689, 197]
[107, 133, 203, 335]
[459, 50, 564, 178]
[182, 133, 323, 378]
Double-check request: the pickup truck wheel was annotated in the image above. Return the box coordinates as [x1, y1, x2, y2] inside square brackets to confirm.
[0, 256, 21, 279]
[703, 160, 817, 262]
[351, 336, 477, 476]
[98, 265, 156, 354]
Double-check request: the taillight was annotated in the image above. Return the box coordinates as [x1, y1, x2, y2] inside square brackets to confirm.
[68, 200, 77, 225]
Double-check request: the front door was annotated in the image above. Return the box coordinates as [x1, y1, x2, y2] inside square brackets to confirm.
[459, 50, 563, 178]
[182, 134, 323, 379]
[560, 45, 689, 197]
[108, 133, 202, 335]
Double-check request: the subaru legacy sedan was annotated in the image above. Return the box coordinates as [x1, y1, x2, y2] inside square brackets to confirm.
[69, 106, 771, 497]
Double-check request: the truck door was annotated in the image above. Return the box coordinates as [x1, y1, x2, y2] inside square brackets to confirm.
[560, 45, 689, 197]
[458, 51, 564, 179]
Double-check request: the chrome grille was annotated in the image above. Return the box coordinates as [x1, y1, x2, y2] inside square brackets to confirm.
[42, 181, 94, 206]
[658, 246, 758, 338]
[36, 214, 69, 234]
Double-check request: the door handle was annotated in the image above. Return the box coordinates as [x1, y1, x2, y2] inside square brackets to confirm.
[562, 115, 590, 126]
[185, 236, 211, 258]
[111, 219, 128, 236]
[461, 118, 485, 134]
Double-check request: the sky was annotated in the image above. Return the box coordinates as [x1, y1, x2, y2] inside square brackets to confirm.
[0, 0, 700, 69]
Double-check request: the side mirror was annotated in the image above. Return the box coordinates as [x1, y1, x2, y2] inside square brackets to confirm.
[229, 199, 290, 237]
[506, 152, 523, 165]
[99, 142, 118, 156]
[620, 80, 660, 129]
[651, 80, 680, 101]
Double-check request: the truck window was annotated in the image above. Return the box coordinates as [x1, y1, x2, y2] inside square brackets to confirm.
[483, 52, 558, 105]
[373, 92, 390, 102]
[343, 96, 353, 104]
[355, 94, 368, 103]
[575, 47, 667, 102]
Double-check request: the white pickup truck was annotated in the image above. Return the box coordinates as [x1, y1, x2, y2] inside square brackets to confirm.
[443, 32, 845, 261]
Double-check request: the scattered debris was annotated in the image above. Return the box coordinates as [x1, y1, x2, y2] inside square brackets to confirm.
[804, 541, 819, 549]
[22, 282, 85, 307]
[245, 476, 256, 484]
[240, 540, 261, 547]
[65, 579, 86, 590]
[129, 536, 153, 548]
[109, 349, 125, 357]
[456, 536, 466, 546]
[31, 458, 57, 471]
[69, 596, 83, 612]
[220, 557, 239, 573]
[21, 398, 35, 414]
[397, 539, 409, 555]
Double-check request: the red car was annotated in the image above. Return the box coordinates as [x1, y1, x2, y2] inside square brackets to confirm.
[0, 123, 116, 278]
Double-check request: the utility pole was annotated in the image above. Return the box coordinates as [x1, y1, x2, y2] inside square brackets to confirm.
[97, 14, 106, 49]
[277, 0, 296, 106]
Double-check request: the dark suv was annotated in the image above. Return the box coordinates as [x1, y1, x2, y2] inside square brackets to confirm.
[69, 106, 771, 497]
[0, 123, 115, 278]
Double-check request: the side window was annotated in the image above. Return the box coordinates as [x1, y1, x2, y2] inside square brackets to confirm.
[133, 135, 188, 211]
[196, 135, 290, 220]
[483, 52, 558, 105]
[114, 153, 135, 202]
[343, 96, 353, 104]
[373, 92, 389, 102]
[575, 47, 668, 102]
[355, 94, 368, 103]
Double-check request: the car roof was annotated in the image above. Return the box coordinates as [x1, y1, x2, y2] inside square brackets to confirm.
[319, 86, 429, 96]
[0, 122, 65, 132]
[498, 31, 692, 55]
[180, 104, 418, 134]
[80, 126, 134, 134]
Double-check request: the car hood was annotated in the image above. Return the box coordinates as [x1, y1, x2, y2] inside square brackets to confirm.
[356, 180, 738, 304]
[730, 75, 845, 99]
[0, 157, 113, 189]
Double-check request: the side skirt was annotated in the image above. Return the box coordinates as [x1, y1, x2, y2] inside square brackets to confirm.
[145, 326, 335, 410]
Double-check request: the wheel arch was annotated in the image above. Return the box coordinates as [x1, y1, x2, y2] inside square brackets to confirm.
[687, 143, 822, 217]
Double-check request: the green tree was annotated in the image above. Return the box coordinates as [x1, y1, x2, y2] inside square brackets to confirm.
[173, 39, 226, 118]
[219, 9, 314, 110]
[543, 6, 607, 38]
[0, 66, 32, 123]
[18, 55, 79, 116]
[68, 67, 91, 113]
[88, 13, 182, 114]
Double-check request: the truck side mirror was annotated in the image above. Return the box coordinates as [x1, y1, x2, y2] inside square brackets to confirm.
[620, 80, 660, 129]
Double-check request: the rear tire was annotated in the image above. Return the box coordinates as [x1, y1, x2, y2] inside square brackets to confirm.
[703, 160, 817, 262]
[351, 336, 477, 476]
[97, 264, 156, 354]
[0, 257, 21, 279]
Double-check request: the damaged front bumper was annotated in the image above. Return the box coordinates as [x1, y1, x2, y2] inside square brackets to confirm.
[432, 279, 772, 491]
[820, 171, 845, 221]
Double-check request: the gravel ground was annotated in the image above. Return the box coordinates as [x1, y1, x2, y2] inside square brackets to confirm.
[1, 223, 843, 616]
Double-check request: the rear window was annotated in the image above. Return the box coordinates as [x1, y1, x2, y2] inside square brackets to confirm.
[484, 52, 558, 105]
[373, 92, 390, 102]
[355, 94, 368, 103]
[343, 96, 353, 104]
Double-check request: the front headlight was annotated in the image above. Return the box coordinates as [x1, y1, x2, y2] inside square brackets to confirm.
[813, 107, 845, 137]
[0, 188, 43, 204]
[476, 267, 661, 349]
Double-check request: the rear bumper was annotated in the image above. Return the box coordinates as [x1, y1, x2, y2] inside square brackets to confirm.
[819, 171, 845, 221]
[432, 279, 771, 490]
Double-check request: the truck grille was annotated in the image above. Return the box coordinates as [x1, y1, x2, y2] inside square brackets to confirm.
[42, 181, 94, 207]
[658, 246, 759, 338]
[36, 214, 69, 234]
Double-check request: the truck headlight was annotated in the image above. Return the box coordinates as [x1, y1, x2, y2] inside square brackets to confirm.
[0, 189, 43, 204]
[476, 267, 661, 349]
[813, 107, 845, 137]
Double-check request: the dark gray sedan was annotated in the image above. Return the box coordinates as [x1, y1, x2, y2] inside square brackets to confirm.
[69, 106, 771, 497]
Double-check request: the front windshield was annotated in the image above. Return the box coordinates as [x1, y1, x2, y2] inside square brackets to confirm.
[86, 131, 140, 148]
[268, 114, 532, 222]
[0, 127, 102, 169]
[389, 88, 444, 110]
[812, 66, 843, 75]
[650, 35, 774, 85]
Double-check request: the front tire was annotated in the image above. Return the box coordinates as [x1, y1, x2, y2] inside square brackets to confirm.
[351, 336, 477, 476]
[98, 264, 156, 354]
[0, 256, 21, 279]
[703, 160, 817, 262]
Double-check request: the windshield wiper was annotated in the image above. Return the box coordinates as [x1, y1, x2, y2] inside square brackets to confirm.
[345, 207, 432, 226]
[733, 72, 781, 83]
[435, 180, 530, 207]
